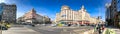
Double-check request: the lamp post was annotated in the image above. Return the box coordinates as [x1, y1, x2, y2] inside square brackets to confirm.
[43, 16, 45, 26]
[0, 22, 2, 34]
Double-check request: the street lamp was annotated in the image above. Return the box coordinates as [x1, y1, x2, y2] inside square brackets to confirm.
[43, 16, 45, 26]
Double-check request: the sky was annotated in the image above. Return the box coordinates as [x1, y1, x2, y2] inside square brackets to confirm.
[0, 0, 112, 21]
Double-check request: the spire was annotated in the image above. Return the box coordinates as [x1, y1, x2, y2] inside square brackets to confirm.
[29, 8, 36, 13]
[61, 5, 70, 10]
[31, 8, 36, 12]
[81, 5, 84, 9]
[80, 5, 86, 12]
[31, 8, 34, 11]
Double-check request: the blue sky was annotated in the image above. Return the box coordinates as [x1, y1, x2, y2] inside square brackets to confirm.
[0, 0, 112, 21]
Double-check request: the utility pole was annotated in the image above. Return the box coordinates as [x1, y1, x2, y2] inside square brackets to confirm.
[43, 16, 45, 25]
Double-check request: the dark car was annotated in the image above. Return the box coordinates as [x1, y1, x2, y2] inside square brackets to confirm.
[28, 24, 35, 27]
[31, 24, 35, 27]
[0, 25, 8, 30]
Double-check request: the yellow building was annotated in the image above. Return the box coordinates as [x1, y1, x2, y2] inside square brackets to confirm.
[55, 5, 102, 24]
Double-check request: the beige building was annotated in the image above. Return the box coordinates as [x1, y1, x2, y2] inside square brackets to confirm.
[55, 5, 102, 24]
[17, 8, 51, 24]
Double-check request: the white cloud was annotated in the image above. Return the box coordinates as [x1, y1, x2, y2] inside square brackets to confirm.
[0, 0, 10, 3]
[0, 0, 6, 3]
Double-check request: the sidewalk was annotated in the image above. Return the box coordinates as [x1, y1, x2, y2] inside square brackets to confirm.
[2, 27, 41, 34]
[108, 28, 120, 34]
[51, 26, 78, 28]
[73, 29, 95, 34]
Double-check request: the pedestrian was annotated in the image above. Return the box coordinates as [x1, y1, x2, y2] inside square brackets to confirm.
[119, 23, 120, 30]
[68, 24, 71, 26]
[100, 24, 105, 34]
[97, 24, 102, 34]
[94, 24, 98, 31]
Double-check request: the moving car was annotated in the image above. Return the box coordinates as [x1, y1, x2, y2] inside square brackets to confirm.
[51, 24, 57, 27]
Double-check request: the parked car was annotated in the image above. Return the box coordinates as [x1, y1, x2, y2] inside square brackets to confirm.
[31, 24, 35, 27]
[6, 23, 11, 28]
[42, 24, 45, 26]
[0, 24, 8, 30]
[51, 24, 57, 27]
[28, 24, 35, 27]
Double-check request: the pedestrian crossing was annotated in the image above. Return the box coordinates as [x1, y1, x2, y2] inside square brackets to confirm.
[39, 28, 54, 31]
[2, 27, 41, 34]
[38, 27, 55, 31]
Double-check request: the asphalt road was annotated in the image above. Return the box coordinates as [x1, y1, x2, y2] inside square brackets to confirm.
[26, 25, 64, 34]
[26, 25, 94, 34]
[2, 25, 40, 34]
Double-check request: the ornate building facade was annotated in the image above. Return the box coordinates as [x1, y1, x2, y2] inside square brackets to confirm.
[55, 5, 102, 24]
[17, 8, 51, 24]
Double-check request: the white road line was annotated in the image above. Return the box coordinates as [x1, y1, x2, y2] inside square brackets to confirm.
[39, 28, 54, 31]
[2, 27, 40, 34]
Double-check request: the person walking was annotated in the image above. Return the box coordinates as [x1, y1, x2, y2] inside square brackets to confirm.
[94, 24, 99, 34]
[119, 23, 120, 29]
[98, 26, 102, 34]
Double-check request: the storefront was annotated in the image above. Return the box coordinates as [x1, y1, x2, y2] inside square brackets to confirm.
[78, 20, 90, 25]
[59, 20, 78, 25]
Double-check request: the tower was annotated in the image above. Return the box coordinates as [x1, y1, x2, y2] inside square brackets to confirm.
[0, 3, 17, 23]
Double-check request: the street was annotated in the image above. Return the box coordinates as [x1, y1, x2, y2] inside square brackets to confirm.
[2, 24, 120, 34]
[2, 25, 40, 34]
[2, 25, 94, 34]
[26, 25, 94, 34]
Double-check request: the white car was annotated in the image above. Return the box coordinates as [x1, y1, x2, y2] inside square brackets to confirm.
[36, 24, 40, 25]
[42, 24, 45, 26]
[51, 24, 57, 27]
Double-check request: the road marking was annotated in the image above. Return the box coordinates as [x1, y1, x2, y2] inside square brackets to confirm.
[2, 27, 40, 34]
[39, 28, 54, 31]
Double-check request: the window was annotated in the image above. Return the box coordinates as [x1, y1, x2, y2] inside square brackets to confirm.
[61, 15, 66, 17]
[114, 0, 115, 1]
[0, 5, 3, 15]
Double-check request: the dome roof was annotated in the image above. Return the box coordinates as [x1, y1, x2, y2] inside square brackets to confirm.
[61, 5, 70, 10]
